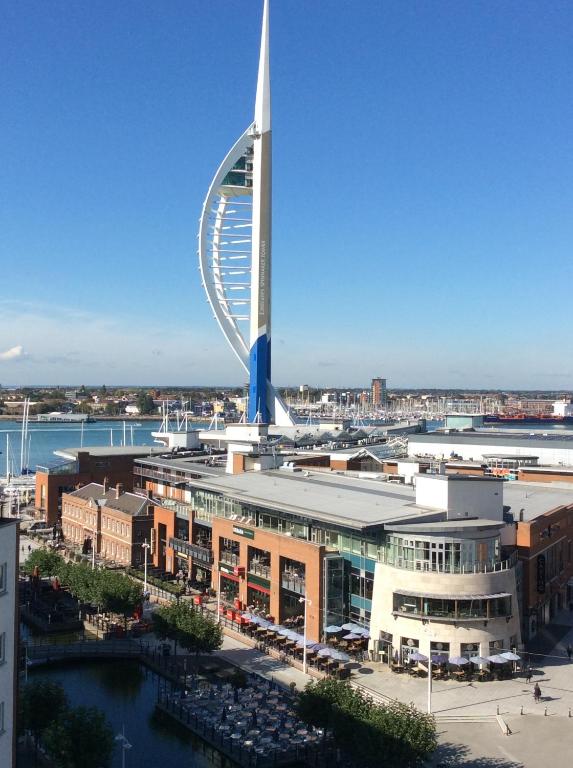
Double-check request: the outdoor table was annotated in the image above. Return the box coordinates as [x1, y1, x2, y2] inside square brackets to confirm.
[392, 663, 404, 672]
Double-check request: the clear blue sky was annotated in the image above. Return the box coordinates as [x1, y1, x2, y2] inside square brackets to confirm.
[1, 1, 572, 389]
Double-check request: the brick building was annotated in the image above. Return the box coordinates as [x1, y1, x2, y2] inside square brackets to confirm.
[513, 490, 573, 640]
[61, 481, 153, 567]
[35, 446, 164, 525]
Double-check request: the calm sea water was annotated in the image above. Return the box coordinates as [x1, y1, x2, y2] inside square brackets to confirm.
[1, 419, 170, 472]
[32, 661, 221, 768]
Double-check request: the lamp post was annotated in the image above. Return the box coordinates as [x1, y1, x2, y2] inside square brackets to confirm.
[142, 539, 151, 594]
[299, 596, 311, 675]
[423, 623, 434, 714]
[91, 526, 97, 571]
[216, 568, 222, 624]
[427, 653, 433, 714]
[115, 725, 132, 768]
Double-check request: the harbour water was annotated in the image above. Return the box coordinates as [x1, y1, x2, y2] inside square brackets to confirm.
[31, 660, 222, 768]
[0, 420, 210, 473]
[2, 417, 570, 477]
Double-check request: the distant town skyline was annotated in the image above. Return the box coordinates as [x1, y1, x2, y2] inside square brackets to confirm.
[1, 2, 571, 388]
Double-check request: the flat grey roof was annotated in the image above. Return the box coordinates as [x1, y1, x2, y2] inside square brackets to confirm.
[385, 518, 504, 534]
[56, 446, 169, 459]
[412, 432, 573, 448]
[503, 482, 573, 521]
[137, 456, 439, 529]
[136, 456, 573, 528]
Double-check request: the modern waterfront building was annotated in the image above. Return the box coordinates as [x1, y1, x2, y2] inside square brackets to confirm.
[134, 454, 532, 655]
[409, 430, 573, 468]
[0, 518, 18, 768]
[198, 0, 293, 426]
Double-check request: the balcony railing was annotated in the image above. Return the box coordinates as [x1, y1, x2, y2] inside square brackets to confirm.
[379, 549, 518, 575]
[220, 551, 240, 567]
[134, 466, 188, 485]
[168, 537, 213, 565]
[392, 605, 511, 622]
[36, 461, 78, 476]
[248, 562, 271, 579]
[281, 572, 306, 595]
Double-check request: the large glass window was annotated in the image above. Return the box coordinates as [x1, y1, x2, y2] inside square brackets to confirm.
[457, 599, 487, 618]
[220, 575, 239, 604]
[248, 547, 271, 579]
[384, 534, 502, 572]
[247, 586, 270, 614]
[219, 537, 240, 566]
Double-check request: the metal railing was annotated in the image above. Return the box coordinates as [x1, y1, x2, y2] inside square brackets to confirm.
[281, 573, 306, 595]
[220, 551, 240, 567]
[248, 561, 271, 579]
[169, 537, 214, 564]
[36, 461, 78, 476]
[379, 549, 518, 575]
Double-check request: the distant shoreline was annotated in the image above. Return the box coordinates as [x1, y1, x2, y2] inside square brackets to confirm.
[0, 414, 205, 423]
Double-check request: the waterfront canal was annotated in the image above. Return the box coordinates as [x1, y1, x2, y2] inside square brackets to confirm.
[31, 660, 227, 767]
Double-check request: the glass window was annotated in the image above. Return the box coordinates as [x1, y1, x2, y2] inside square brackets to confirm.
[458, 599, 487, 618]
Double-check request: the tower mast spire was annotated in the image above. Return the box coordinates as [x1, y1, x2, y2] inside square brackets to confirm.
[249, 0, 272, 423]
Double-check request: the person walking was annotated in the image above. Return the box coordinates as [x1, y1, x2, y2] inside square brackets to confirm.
[567, 643, 572, 661]
[525, 667, 533, 684]
[533, 682, 542, 703]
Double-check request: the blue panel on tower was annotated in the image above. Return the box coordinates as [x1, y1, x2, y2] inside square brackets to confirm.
[248, 335, 270, 423]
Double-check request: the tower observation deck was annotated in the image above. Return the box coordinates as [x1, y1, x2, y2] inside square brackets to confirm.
[198, 1, 294, 427]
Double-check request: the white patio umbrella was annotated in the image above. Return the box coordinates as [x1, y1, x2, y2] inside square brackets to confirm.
[341, 623, 363, 632]
[343, 633, 361, 640]
[330, 650, 350, 662]
[325, 625, 342, 633]
[469, 656, 489, 665]
[488, 654, 509, 664]
[409, 651, 428, 662]
[500, 651, 521, 662]
[317, 647, 335, 657]
[449, 656, 469, 666]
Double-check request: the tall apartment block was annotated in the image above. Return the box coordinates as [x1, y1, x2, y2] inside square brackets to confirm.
[371, 377, 387, 408]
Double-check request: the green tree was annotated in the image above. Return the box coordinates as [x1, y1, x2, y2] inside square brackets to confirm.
[104, 401, 119, 416]
[20, 680, 68, 764]
[43, 706, 114, 768]
[23, 550, 65, 578]
[153, 602, 222, 659]
[297, 678, 437, 768]
[136, 392, 156, 415]
[100, 571, 142, 628]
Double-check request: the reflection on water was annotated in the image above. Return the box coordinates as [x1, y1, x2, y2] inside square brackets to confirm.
[32, 661, 224, 768]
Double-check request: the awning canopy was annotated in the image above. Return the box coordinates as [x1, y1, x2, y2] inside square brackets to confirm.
[395, 590, 512, 601]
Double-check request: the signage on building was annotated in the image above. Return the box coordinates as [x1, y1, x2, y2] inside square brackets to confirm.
[233, 525, 255, 540]
[537, 554, 546, 594]
[219, 563, 236, 576]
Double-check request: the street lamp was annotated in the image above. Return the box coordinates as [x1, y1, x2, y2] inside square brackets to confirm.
[91, 527, 97, 571]
[299, 595, 311, 675]
[216, 568, 222, 624]
[115, 725, 132, 768]
[142, 539, 151, 594]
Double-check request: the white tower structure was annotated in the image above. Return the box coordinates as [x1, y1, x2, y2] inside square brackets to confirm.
[198, 0, 294, 427]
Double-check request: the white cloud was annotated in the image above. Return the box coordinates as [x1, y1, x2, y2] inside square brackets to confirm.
[0, 345, 24, 361]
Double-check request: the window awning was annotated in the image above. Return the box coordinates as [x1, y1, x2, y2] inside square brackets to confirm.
[395, 590, 512, 601]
